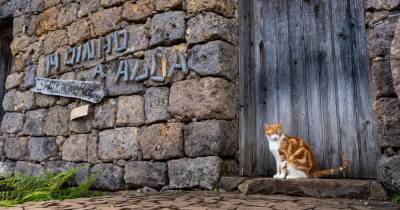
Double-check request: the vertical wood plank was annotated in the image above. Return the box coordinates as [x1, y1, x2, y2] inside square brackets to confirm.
[288, 0, 308, 141]
[238, 0, 255, 176]
[317, 0, 341, 170]
[331, 0, 361, 177]
[303, 0, 325, 169]
[350, 0, 379, 178]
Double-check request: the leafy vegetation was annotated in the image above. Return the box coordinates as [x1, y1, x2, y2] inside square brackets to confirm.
[393, 194, 400, 204]
[0, 168, 103, 207]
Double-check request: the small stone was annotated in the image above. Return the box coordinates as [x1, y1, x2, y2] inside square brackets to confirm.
[23, 109, 47, 136]
[37, 7, 59, 35]
[150, 11, 186, 46]
[184, 120, 238, 157]
[378, 154, 400, 193]
[57, 3, 79, 28]
[169, 78, 236, 120]
[367, 18, 397, 59]
[88, 131, 100, 164]
[1, 112, 24, 134]
[116, 95, 145, 127]
[122, 0, 155, 22]
[90, 163, 124, 191]
[124, 161, 168, 189]
[0, 162, 16, 177]
[101, 0, 125, 7]
[62, 134, 89, 162]
[15, 161, 45, 176]
[139, 123, 184, 160]
[168, 156, 223, 189]
[186, 12, 237, 45]
[144, 87, 171, 124]
[93, 99, 117, 129]
[2, 89, 16, 111]
[14, 91, 36, 112]
[5, 137, 28, 160]
[67, 19, 92, 45]
[78, 0, 101, 18]
[28, 137, 58, 162]
[43, 106, 70, 136]
[5, 72, 23, 90]
[219, 176, 248, 191]
[44, 0, 60, 8]
[31, 0, 45, 13]
[90, 7, 122, 37]
[186, 0, 236, 17]
[10, 34, 31, 55]
[98, 127, 140, 162]
[136, 186, 158, 193]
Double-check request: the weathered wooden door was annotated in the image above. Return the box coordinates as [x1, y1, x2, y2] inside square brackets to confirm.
[239, 0, 379, 178]
[0, 19, 12, 120]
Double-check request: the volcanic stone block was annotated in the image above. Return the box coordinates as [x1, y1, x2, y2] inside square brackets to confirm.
[69, 104, 93, 134]
[150, 11, 186, 46]
[0, 162, 16, 177]
[5, 137, 28, 160]
[184, 120, 238, 157]
[43, 29, 69, 54]
[98, 127, 140, 162]
[43, 106, 70, 136]
[379, 154, 400, 193]
[57, 2, 79, 28]
[88, 131, 100, 164]
[78, 0, 101, 18]
[374, 98, 400, 147]
[116, 96, 145, 127]
[67, 19, 92, 45]
[105, 61, 146, 96]
[2, 89, 16, 111]
[168, 156, 222, 189]
[122, 0, 155, 22]
[23, 65, 37, 89]
[144, 87, 171, 124]
[45, 161, 90, 184]
[124, 161, 168, 189]
[28, 137, 58, 162]
[62, 134, 89, 162]
[101, 0, 125, 7]
[14, 161, 45, 176]
[35, 93, 56, 108]
[372, 61, 395, 98]
[169, 78, 236, 120]
[367, 18, 397, 59]
[391, 21, 400, 99]
[37, 7, 59, 35]
[186, 0, 236, 17]
[23, 109, 47, 136]
[44, 0, 60, 9]
[14, 90, 36, 112]
[188, 41, 237, 80]
[366, 0, 400, 10]
[10, 34, 31, 55]
[186, 12, 237, 45]
[30, 0, 45, 13]
[1, 112, 24, 134]
[5, 72, 23, 90]
[93, 99, 117, 129]
[153, 0, 181, 11]
[90, 163, 124, 191]
[90, 7, 122, 37]
[139, 123, 184, 160]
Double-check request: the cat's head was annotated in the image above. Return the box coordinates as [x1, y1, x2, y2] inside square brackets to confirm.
[264, 123, 283, 141]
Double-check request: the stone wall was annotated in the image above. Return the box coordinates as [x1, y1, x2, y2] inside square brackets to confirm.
[366, 0, 400, 193]
[0, 0, 239, 191]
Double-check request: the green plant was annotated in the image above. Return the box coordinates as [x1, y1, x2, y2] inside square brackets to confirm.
[0, 168, 103, 207]
[393, 194, 400, 203]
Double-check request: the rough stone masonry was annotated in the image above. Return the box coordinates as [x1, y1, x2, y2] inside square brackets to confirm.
[0, 0, 239, 191]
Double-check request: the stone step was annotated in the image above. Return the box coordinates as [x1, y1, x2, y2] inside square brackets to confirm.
[219, 177, 389, 201]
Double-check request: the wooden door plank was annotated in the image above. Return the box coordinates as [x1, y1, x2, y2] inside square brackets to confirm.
[238, 0, 255, 176]
[288, 0, 308, 141]
[276, 0, 292, 134]
[330, 0, 361, 177]
[254, 0, 272, 176]
[317, 0, 341, 170]
[349, 0, 379, 178]
[303, 0, 325, 169]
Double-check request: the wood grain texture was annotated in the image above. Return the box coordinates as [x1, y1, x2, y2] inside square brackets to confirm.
[240, 0, 378, 178]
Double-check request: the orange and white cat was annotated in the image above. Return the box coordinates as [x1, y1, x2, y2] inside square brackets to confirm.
[265, 124, 349, 179]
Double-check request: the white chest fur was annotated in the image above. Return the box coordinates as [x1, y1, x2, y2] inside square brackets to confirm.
[268, 139, 281, 161]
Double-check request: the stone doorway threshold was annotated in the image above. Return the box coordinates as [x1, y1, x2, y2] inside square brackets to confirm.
[219, 177, 389, 201]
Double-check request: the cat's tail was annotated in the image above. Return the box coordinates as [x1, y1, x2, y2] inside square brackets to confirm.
[312, 156, 350, 178]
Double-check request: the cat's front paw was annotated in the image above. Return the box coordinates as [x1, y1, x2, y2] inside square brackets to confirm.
[273, 174, 286, 179]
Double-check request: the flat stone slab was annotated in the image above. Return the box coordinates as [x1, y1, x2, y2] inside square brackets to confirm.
[13, 191, 399, 210]
[235, 177, 388, 200]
